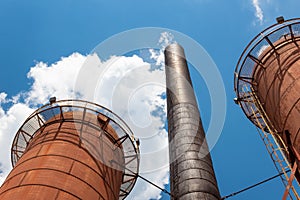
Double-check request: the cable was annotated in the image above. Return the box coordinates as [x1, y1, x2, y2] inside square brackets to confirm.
[221, 169, 291, 199]
[114, 154, 291, 199]
[110, 159, 174, 197]
[137, 173, 174, 197]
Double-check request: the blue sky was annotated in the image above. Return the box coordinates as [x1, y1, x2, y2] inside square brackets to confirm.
[0, 1, 300, 200]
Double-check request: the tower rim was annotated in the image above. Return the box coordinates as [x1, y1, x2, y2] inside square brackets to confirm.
[11, 99, 140, 199]
[234, 17, 300, 128]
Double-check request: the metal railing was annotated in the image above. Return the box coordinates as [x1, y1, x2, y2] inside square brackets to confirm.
[240, 85, 299, 199]
[234, 18, 300, 128]
[11, 99, 140, 200]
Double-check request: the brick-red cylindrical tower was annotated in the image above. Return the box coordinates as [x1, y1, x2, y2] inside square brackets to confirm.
[0, 99, 139, 200]
[252, 36, 300, 155]
[234, 18, 300, 186]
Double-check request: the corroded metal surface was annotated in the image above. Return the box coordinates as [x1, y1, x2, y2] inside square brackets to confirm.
[0, 100, 139, 200]
[253, 37, 300, 154]
[234, 18, 300, 182]
[165, 44, 221, 200]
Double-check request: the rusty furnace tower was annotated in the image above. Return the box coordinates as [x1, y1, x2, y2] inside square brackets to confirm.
[165, 43, 221, 200]
[234, 17, 300, 199]
[0, 99, 139, 199]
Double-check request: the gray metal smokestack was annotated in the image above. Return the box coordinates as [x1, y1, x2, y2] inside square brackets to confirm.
[165, 43, 221, 200]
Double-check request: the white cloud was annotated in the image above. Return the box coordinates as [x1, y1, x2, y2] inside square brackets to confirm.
[25, 52, 86, 105]
[76, 53, 169, 199]
[252, 0, 264, 23]
[256, 44, 269, 57]
[0, 47, 169, 199]
[150, 32, 174, 67]
[0, 93, 7, 118]
[0, 93, 7, 104]
[0, 103, 34, 184]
